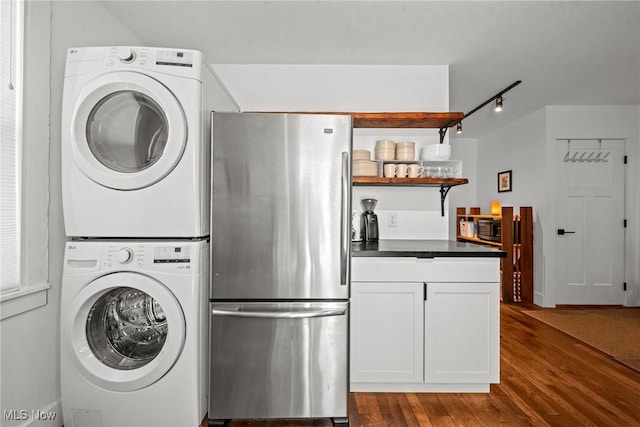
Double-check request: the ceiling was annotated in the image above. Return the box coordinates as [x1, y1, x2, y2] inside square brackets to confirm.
[102, 0, 640, 138]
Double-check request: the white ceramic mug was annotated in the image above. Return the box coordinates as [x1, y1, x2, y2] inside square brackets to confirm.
[396, 163, 408, 178]
[407, 164, 425, 178]
[383, 164, 399, 177]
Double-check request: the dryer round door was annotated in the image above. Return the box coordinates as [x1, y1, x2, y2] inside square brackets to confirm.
[64, 272, 186, 392]
[70, 71, 187, 190]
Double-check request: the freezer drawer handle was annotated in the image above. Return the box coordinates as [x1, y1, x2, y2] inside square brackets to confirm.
[211, 308, 346, 319]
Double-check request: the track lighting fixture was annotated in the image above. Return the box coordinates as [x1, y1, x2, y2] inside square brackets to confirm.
[464, 81, 519, 118]
[438, 80, 521, 143]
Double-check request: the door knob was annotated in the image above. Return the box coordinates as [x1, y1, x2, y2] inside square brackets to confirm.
[557, 229, 576, 235]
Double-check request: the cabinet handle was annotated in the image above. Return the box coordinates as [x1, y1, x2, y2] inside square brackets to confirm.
[424, 282, 428, 301]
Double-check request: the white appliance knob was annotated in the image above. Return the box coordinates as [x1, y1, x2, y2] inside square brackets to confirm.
[116, 248, 134, 264]
[117, 47, 136, 63]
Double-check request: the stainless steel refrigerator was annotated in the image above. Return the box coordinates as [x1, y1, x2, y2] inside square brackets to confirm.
[208, 112, 352, 427]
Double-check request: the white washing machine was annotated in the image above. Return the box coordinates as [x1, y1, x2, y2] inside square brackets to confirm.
[60, 240, 209, 427]
[61, 46, 239, 238]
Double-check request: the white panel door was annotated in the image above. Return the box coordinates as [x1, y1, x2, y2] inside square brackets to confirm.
[554, 139, 625, 305]
[424, 282, 500, 384]
[350, 282, 424, 384]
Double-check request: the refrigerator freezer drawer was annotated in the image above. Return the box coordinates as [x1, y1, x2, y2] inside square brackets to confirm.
[209, 301, 349, 421]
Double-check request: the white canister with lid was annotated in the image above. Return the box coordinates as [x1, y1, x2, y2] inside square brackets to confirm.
[351, 210, 363, 241]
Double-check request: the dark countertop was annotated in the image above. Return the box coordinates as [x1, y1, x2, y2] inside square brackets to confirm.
[352, 239, 506, 258]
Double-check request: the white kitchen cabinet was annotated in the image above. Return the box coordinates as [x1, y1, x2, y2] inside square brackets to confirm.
[350, 282, 424, 384]
[350, 256, 500, 393]
[424, 282, 500, 384]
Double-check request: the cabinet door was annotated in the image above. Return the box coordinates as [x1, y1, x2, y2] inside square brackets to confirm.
[350, 282, 424, 383]
[424, 282, 500, 384]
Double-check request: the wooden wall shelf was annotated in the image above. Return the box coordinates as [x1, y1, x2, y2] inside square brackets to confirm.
[247, 111, 464, 129]
[348, 112, 464, 129]
[353, 177, 468, 186]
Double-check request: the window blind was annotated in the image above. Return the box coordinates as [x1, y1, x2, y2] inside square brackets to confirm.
[0, 0, 23, 294]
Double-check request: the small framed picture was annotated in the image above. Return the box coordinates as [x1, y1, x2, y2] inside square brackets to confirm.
[498, 170, 512, 192]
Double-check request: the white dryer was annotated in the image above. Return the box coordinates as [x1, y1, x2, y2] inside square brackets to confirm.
[60, 240, 209, 427]
[61, 46, 239, 238]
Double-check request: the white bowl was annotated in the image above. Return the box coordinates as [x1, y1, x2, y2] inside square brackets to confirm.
[421, 144, 452, 161]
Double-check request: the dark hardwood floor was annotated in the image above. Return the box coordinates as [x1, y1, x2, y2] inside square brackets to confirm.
[210, 303, 640, 427]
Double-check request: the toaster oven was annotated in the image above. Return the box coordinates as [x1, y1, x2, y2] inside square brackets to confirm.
[477, 219, 501, 242]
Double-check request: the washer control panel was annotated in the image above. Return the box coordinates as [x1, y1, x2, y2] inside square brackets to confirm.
[105, 245, 145, 268]
[63, 241, 203, 274]
[104, 244, 194, 270]
[153, 246, 191, 263]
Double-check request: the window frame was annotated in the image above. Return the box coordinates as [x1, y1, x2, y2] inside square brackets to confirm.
[0, 0, 50, 320]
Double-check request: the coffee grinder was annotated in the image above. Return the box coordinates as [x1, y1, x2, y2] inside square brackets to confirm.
[360, 198, 379, 242]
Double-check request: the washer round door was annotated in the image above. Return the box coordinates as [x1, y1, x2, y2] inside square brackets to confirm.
[64, 272, 186, 392]
[70, 71, 187, 190]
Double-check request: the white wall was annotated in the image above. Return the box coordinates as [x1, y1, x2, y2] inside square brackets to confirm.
[213, 64, 449, 113]
[214, 64, 455, 239]
[0, 3, 142, 427]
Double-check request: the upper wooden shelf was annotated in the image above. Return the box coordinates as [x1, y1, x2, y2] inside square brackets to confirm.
[348, 112, 463, 129]
[247, 111, 464, 129]
[352, 177, 468, 186]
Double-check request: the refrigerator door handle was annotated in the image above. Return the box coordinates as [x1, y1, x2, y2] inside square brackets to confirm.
[211, 307, 347, 319]
[340, 151, 350, 286]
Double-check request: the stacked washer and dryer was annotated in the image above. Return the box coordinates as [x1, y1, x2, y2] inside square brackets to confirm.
[59, 46, 239, 427]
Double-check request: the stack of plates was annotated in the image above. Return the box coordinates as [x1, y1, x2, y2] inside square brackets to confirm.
[375, 140, 396, 160]
[353, 149, 371, 161]
[353, 160, 378, 177]
[395, 141, 415, 161]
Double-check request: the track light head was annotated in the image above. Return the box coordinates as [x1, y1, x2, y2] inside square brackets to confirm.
[494, 96, 503, 112]
[456, 122, 462, 134]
